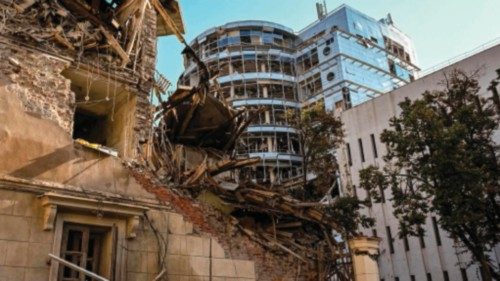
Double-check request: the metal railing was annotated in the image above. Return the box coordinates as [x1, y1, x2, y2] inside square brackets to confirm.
[420, 37, 500, 77]
[48, 254, 109, 281]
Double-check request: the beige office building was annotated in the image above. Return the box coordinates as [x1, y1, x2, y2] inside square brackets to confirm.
[338, 42, 500, 281]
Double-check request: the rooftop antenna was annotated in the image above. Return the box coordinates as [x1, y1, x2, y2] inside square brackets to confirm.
[386, 13, 394, 25]
[316, 0, 327, 20]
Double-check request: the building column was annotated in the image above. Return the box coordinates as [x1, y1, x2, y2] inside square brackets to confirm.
[268, 167, 276, 183]
[348, 236, 381, 281]
[267, 137, 273, 152]
[263, 86, 269, 98]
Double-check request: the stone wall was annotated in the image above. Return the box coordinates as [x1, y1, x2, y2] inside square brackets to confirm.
[0, 3, 159, 156]
[0, 189, 257, 281]
[132, 7, 158, 157]
[0, 40, 74, 133]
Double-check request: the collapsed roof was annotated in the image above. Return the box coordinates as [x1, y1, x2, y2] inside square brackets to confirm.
[3, 0, 184, 68]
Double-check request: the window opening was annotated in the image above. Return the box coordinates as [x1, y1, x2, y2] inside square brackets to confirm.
[327, 72, 335, 81]
[443, 271, 450, 281]
[66, 70, 133, 157]
[358, 138, 365, 162]
[370, 134, 378, 158]
[403, 235, 410, 251]
[386, 226, 395, 254]
[432, 216, 442, 246]
[323, 46, 331, 56]
[346, 143, 353, 166]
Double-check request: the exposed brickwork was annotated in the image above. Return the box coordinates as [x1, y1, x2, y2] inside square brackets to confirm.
[0, 40, 74, 133]
[130, 168, 313, 280]
[0, 3, 158, 155]
[134, 8, 158, 149]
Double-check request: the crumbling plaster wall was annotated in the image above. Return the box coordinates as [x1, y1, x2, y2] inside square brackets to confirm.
[0, 3, 158, 158]
[132, 7, 157, 152]
[0, 84, 259, 281]
[0, 80, 154, 199]
[0, 40, 75, 133]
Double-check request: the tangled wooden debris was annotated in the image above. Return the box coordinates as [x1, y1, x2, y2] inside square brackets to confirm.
[0, 0, 183, 69]
[147, 50, 355, 280]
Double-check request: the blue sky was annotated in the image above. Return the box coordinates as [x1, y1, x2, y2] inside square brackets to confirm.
[156, 0, 500, 86]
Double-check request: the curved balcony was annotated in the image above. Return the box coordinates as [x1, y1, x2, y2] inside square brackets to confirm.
[246, 125, 298, 134]
[244, 152, 303, 163]
[217, 72, 295, 84]
[232, 98, 300, 108]
[192, 20, 294, 44]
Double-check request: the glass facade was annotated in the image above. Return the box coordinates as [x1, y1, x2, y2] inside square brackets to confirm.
[179, 6, 419, 185]
[180, 21, 303, 185]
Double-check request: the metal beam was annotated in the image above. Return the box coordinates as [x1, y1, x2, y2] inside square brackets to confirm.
[48, 254, 109, 281]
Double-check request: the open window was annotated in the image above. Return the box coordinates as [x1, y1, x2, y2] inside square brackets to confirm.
[63, 68, 137, 158]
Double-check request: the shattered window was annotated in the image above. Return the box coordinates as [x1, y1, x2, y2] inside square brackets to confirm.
[296, 48, 319, 74]
[299, 73, 322, 99]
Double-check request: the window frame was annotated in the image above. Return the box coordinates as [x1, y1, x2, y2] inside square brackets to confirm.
[59, 223, 111, 281]
[49, 213, 128, 281]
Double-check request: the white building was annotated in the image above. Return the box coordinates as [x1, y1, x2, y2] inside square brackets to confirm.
[338, 42, 500, 281]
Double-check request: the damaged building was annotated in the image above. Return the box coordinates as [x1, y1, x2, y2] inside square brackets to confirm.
[0, 1, 381, 281]
[179, 5, 419, 185]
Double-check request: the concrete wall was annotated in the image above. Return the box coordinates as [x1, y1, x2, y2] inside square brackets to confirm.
[339, 44, 500, 281]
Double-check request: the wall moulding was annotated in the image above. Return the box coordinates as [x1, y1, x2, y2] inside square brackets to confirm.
[39, 192, 149, 238]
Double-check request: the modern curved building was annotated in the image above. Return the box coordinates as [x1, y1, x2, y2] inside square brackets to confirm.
[180, 21, 303, 185]
[179, 5, 419, 185]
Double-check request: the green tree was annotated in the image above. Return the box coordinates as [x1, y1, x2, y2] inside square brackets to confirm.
[360, 70, 500, 280]
[291, 102, 343, 200]
[288, 102, 374, 236]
